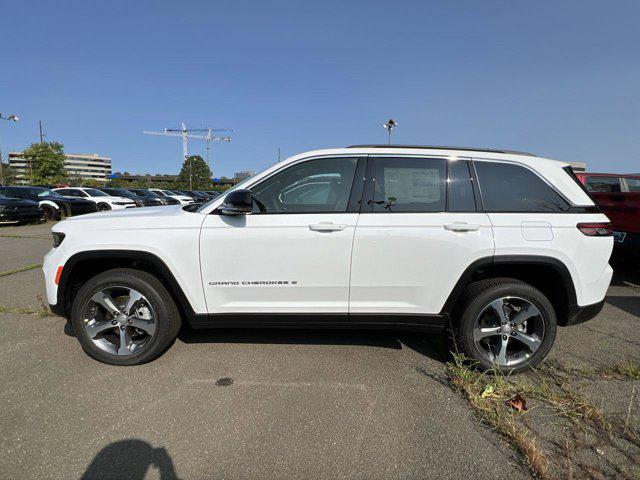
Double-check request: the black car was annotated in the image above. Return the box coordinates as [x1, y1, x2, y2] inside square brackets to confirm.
[0, 186, 97, 220]
[181, 190, 209, 202]
[99, 187, 163, 207]
[0, 192, 42, 224]
[128, 188, 178, 205]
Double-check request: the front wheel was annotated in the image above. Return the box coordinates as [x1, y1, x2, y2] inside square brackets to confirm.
[70, 268, 181, 365]
[451, 278, 557, 374]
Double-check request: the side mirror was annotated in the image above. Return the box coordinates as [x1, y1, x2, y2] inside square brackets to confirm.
[220, 189, 253, 215]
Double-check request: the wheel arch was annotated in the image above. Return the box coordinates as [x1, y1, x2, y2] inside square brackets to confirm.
[441, 255, 578, 326]
[57, 250, 202, 324]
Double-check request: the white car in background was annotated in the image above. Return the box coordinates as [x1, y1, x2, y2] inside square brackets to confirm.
[149, 188, 194, 205]
[53, 187, 137, 211]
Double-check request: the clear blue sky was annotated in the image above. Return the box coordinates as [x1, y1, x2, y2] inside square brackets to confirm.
[1, 0, 638, 177]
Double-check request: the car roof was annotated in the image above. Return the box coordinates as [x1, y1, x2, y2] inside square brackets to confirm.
[347, 144, 537, 157]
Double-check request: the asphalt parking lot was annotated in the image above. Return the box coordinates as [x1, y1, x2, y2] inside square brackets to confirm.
[1, 222, 638, 480]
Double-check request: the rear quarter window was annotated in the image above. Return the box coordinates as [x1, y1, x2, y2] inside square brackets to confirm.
[475, 161, 570, 212]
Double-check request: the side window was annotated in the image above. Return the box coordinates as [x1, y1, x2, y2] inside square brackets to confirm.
[448, 160, 476, 212]
[251, 157, 358, 213]
[585, 176, 621, 193]
[57, 189, 71, 196]
[370, 157, 446, 212]
[475, 161, 570, 212]
[623, 177, 640, 192]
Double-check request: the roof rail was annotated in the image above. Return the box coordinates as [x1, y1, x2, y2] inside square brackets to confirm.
[346, 144, 537, 157]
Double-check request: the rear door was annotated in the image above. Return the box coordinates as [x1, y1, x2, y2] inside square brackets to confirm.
[349, 156, 494, 318]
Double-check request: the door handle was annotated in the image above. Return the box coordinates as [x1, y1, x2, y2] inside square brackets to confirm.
[443, 222, 480, 232]
[308, 222, 346, 232]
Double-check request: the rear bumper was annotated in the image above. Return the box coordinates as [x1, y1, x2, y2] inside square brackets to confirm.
[0, 211, 42, 223]
[566, 299, 605, 326]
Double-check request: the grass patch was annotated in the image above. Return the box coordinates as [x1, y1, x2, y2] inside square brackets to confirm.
[0, 263, 42, 277]
[0, 300, 54, 318]
[601, 361, 640, 381]
[446, 354, 638, 480]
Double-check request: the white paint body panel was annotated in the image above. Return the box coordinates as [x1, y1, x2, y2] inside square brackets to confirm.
[200, 213, 357, 313]
[44, 206, 208, 312]
[350, 212, 495, 314]
[489, 212, 613, 306]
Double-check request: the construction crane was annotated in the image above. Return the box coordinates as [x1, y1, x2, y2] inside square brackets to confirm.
[143, 123, 232, 189]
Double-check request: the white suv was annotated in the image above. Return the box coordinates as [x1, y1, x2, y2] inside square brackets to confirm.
[44, 146, 613, 371]
[53, 187, 136, 211]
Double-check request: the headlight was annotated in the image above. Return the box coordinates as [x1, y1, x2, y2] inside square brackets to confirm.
[52, 232, 66, 248]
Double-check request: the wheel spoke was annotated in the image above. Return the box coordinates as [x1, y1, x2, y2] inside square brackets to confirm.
[511, 303, 541, 326]
[489, 299, 508, 325]
[495, 337, 510, 365]
[123, 289, 143, 316]
[514, 332, 541, 352]
[85, 320, 115, 339]
[473, 326, 501, 342]
[91, 291, 120, 316]
[129, 316, 155, 336]
[117, 327, 132, 355]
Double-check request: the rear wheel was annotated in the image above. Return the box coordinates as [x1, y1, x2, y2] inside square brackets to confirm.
[71, 268, 181, 365]
[451, 278, 557, 374]
[42, 205, 58, 221]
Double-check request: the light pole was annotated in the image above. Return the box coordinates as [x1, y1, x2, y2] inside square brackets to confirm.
[0, 113, 19, 186]
[382, 119, 397, 145]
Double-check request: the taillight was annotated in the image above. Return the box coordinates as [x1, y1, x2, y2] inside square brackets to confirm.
[577, 222, 612, 237]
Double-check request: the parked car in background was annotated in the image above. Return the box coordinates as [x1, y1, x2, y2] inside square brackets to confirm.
[575, 172, 640, 259]
[0, 192, 42, 225]
[0, 186, 97, 220]
[98, 187, 163, 207]
[149, 188, 193, 205]
[128, 188, 179, 205]
[202, 190, 221, 198]
[53, 187, 136, 211]
[180, 190, 209, 202]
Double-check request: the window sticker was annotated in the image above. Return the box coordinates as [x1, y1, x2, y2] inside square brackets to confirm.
[384, 168, 441, 203]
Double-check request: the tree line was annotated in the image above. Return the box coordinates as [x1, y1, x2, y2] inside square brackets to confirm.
[0, 141, 229, 191]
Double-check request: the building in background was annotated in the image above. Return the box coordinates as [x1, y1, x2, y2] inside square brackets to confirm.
[9, 152, 112, 182]
[234, 170, 255, 182]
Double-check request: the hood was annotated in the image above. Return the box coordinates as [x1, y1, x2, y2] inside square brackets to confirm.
[53, 196, 93, 205]
[54, 204, 206, 234]
[103, 195, 135, 203]
[63, 204, 188, 222]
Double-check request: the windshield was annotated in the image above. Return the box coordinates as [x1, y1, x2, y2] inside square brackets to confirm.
[36, 189, 62, 198]
[84, 188, 108, 197]
[107, 189, 135, 198]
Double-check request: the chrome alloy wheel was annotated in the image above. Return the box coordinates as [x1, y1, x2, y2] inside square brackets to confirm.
[473, 296, 545, 368]
[82, 286, 156, 356]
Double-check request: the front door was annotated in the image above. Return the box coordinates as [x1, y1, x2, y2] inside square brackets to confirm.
[200, 156, 364, 315]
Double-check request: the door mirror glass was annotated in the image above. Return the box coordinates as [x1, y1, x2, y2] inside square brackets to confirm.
[221, 189, 253, 215]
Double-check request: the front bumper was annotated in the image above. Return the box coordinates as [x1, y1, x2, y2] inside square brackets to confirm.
[0, 209, 42, 223]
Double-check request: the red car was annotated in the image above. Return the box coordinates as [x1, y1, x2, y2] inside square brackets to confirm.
[575, 172, 640, 257]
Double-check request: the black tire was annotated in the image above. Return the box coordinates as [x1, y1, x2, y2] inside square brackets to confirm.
[97, 203, 111, 211]
[42, 205, 58, 221]
[71, 268, 181, 365]
[450, 278, 557, 374]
